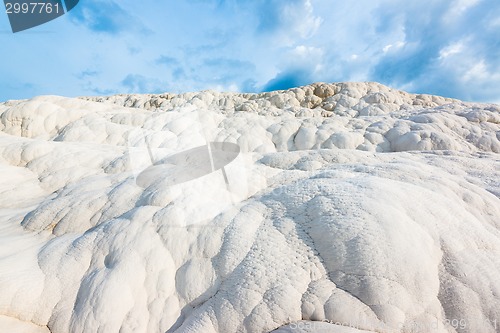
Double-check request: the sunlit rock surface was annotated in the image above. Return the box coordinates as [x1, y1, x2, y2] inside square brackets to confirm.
[0, 82, 499, 332]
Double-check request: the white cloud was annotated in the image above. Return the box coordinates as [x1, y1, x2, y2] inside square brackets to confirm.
[444, 0, 482, 22]
[285, 0, 322, 39]
[439, 41, 465, 59]
[488, 16, 500, 28]
[292, 45, 324, 59]
[383, 41, 406, 53]
[0, 0, 499, 103]
[463, 59, 500, 83]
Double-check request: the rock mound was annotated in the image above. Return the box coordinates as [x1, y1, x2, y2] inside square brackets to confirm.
[0, 83, 499, 332]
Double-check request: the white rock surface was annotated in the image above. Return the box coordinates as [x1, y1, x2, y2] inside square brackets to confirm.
[0, 82, 499, 332]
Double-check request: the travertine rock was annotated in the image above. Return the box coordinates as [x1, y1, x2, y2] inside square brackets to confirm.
[0, 82, 499, 333]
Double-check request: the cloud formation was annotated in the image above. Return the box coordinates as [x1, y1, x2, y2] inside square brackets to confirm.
[0, 0, 498, 103]
[70, 0, 148, 34]
[369, 0, 500, 101]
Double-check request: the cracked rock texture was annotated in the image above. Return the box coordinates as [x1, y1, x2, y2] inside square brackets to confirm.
[0, 82, 499, 333]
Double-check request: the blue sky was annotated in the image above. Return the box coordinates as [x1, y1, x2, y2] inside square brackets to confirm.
[1, 0, 499, 103]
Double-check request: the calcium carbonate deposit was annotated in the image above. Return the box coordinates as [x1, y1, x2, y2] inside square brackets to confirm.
[0, 82, 499, 333]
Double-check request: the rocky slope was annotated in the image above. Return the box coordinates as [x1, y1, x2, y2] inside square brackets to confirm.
[0, 82, 499, 332]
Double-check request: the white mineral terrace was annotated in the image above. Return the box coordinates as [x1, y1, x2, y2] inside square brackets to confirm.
[0, 82, 499, 332]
